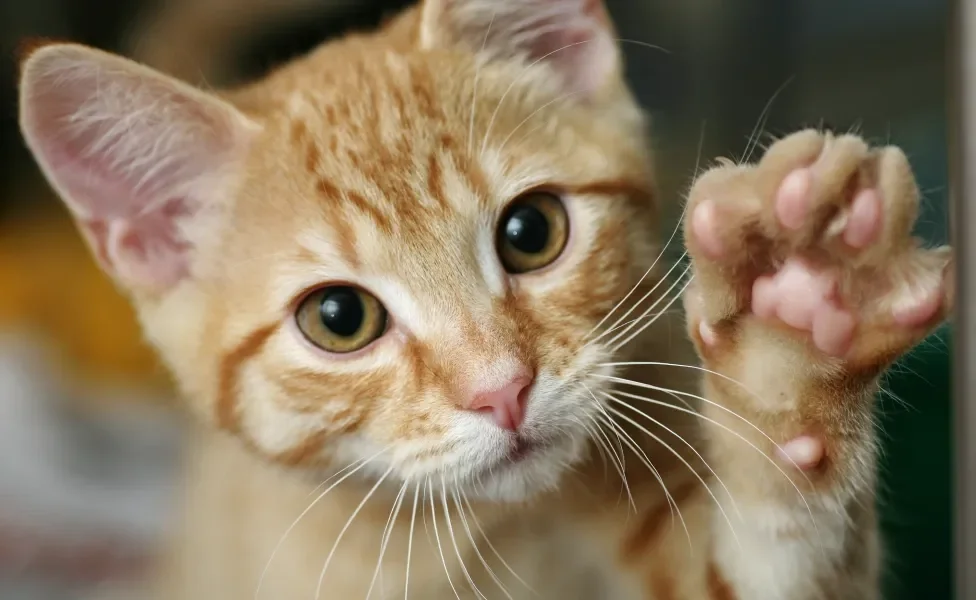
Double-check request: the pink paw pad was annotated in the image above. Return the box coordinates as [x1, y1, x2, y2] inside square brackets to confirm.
[842, 189, 882, 248]
[776, 435, 824, 470]
[773, 169, 883, 249]
[774, 168, 813, 230]
[691, 200, 723, 259]
[689, 155, 947, 362]
[699, 320, 718, 346]
[750, 259, 856, 357]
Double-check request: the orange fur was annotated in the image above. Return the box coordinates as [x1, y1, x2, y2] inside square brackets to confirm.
[16, 1, 952, 598]
[0, 203, 166, 393]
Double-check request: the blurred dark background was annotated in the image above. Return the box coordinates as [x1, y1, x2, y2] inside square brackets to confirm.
[0, 0, 952, 598]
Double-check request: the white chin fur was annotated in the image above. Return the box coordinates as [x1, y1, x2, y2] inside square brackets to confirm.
[467, 434, 586, 502]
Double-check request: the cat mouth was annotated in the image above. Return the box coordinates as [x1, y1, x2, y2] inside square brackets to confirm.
[503, 434, 563, 466]
[467, 431, 583, 500]
[471, 437, 547, 480]
[473, 433, 571, 483]
[506, 437, 540, 463]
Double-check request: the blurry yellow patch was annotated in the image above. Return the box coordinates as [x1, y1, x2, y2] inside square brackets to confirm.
[0, 209, 170, 396]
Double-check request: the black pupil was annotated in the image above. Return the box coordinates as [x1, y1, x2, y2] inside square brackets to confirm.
[504, 204, 550, 254]
[319, 288, 364, 337]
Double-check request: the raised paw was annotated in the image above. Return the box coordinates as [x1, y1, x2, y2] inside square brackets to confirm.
[683, 129, 952, 369]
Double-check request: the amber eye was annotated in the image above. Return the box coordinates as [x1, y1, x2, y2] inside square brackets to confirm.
[296, 286, 387, 353]
[496, 191, 569, 274]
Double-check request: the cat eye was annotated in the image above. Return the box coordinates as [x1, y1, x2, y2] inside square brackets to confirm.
[496, 191, 569, 274]
[295, 286, 387, 353]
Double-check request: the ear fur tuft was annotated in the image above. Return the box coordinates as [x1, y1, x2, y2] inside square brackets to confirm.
[419, 0, 620, 99]
[18, 43, 258, 294]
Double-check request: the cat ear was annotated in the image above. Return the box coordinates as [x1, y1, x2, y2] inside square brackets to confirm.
[18, 43, 259, 294]
[419, 0, 620, 99]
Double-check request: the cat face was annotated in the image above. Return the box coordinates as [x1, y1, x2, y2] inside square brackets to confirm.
[18, 0, 659, 501]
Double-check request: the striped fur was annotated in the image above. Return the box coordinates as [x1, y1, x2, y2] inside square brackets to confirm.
[16, 1, 952, 599]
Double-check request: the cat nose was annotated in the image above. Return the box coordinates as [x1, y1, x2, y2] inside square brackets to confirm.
[467, 371, 534, 432]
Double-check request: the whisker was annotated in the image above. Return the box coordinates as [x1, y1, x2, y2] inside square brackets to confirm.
[596, 361, 765, 408]
[315, 464, 395, 599]
[479, 39, 592, 158]
[365, 481, 408, 600]
[597, 380, 822, 538]
[302, 459, 360, 500]
[441, 478, 487, 599]
[404, 484, 420, 600]
[254, 448, 389, 599]
[604, 397, 741, 548]
[585, 409, 631, 499]
[571, 415, 609, 476]
[496, 89, 585, 154]
[499, 2, 575, 42]
[585, 386, 637, 513]
[597, 307, 683, 341]
[505, 121, 549, 153]
[506, 23, 578, 51]
[468, 11, 497, 156]
[589, 253, 689, 347]
[608, 265, 694, 351]
[595, 374, 806, 475]
[587, 219, 688, 344]
[479, 37, 668, 158]
[429, 478, 462, 600]
[452, 486, 513, 600]
[644, 381, 697, 412]
[600, 408, 629, 473]
[589, 413, 628, 504]
[607, 394, 741, 520]
[460, 491, 536, 595]
[691, 119, 709, 180]
[878, 385, 914, 412]
[596, 410, 692, 550]
[593, 410, 647, 511]
[740, 76, 794, 165]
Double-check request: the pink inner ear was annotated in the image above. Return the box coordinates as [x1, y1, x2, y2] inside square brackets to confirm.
[424, 0, 619, 99]
[28, 77, 223, 221]
[81, 197, 193, 289]
[28, 87, 210, 289]
[20, 46, 249, 292]
[521, 17, 615, 98]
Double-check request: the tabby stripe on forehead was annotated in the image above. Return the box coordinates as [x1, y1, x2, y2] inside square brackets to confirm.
[304, 180, 361, 268]
[305, 143, 321, 174]
[456, 154, 491, 204]
[216, 323, 279, 432]
[427, 152, 448, 211]
[289, 116, 321, 178]
[315, 178, 393, 233]
[290, 119, 309, 144]
[407, 60, 439, 120]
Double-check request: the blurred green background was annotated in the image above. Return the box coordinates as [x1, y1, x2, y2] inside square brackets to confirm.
[0, 0, 952, 598]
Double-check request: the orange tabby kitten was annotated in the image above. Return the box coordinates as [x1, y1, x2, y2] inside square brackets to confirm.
[17, 1, 952, 598]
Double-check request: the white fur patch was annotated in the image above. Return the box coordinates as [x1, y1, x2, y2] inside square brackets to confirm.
[713, 499, 850, 599]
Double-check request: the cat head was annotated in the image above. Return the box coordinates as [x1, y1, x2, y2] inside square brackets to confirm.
[18, 0, 661, 501]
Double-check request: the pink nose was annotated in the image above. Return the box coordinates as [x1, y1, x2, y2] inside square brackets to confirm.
[468, 373, 533, 432]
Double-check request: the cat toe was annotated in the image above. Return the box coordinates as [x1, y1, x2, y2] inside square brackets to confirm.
[773, 168, 813, 230]
[776, 435, 825, 470]
[690, 199, 724, 259]
[841, 189, 882, 249]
